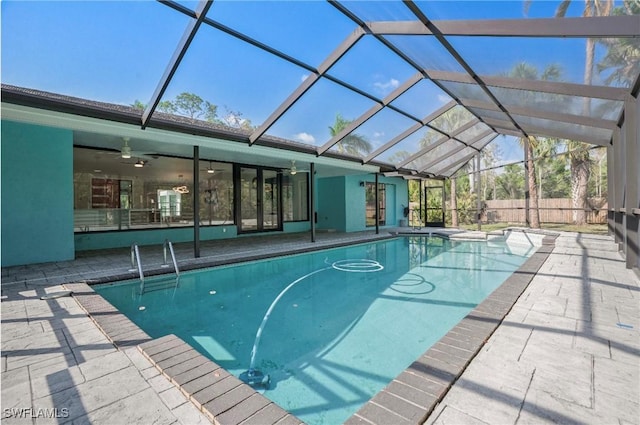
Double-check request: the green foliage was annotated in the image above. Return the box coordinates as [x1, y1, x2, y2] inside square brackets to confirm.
[131, 100, 146, 110]
[495, 164, 525, 199]
[408, 180, 420, 203]
[540, 157, 571, 198]
[597, 1, 639, 87]
[329, 113, 372, 156]
[131, 93, 253, 130]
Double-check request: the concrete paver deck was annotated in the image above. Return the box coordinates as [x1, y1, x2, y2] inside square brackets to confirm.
[2, 230, 639, 424]
[427, 232, 640, 425]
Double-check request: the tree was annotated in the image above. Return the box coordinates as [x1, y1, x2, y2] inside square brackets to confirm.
[219, 107, 254, 131]
[541, 155, 571, 198]
[131, 100, 146, 110]
[597, 1, 639, 87]
[508, 62, 563, 228]
[420, 107, 474, 226]
[524, 0, 617, 223]
[589, 147, 608, 198]
[555, 0, 614, 224]
[495, 164, 525, 200]
[329, 113, 372, 156]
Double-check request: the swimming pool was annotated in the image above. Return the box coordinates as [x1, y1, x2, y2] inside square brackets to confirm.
[95, 236, 535, 424]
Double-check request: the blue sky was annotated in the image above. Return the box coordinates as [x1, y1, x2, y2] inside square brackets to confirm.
[1, 1, 602, 164]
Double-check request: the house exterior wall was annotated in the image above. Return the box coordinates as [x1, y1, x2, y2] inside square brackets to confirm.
[316, 176, 347, 232]
[1, 120, 75, 266]
[1, 118, 407, 267]
[317, 174, 408, 233]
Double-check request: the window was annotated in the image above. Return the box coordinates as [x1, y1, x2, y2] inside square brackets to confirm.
[365, 182, 386, 227]
[74, 147, 196, 231]
[283, 173, 308, 221]
[199, 161, 234, 225]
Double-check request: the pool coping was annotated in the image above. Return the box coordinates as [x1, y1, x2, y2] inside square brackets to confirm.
[80, 233, 397, 286]
[64, 232, 557, 425]
[345, 233, 558, 424]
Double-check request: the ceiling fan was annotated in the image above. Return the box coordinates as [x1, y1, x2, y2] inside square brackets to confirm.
[200, 161, 227, 174]
[116, 137, 157, 161]
[281, 160, 309, 175]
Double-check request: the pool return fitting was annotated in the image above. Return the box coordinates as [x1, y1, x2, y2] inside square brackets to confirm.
[240, 258, 384, 389]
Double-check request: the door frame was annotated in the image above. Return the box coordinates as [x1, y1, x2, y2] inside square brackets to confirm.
[234, 164, 283, 233]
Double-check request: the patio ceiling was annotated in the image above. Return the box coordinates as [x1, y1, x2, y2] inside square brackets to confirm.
[2, 0, 639, 178]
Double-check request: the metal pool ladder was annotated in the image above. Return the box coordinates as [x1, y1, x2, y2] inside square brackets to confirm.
[130, 240, 180, 293]
[161, 239, 180, 279]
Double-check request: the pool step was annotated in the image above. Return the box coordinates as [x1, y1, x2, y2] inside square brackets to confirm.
[140, 277, 180, 293]
[138, 335, 303, 425]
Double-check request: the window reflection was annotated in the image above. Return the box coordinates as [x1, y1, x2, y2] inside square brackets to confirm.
[73, 146, 308, 233]
[74, 147, 195, 231]
[365, 183, 386, 227]
[199, 161, 234, 225]
[283, 173, 308, 221]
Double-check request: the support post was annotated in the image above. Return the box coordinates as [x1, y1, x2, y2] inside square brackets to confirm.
[375, 173, 380, 235]
[614, 125, 625, 248]
[524, 137, 530, 227]
[310, 162, 316, 243]
[624, 94, 638, 269]
[419, 178, 423, 227]
[607, 137, 615, 236]
[193, 146, 200, 258]
[476, 153, 481, 231]
[442, 179, 446, 227]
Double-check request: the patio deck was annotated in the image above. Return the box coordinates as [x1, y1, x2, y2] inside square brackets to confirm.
[1, 230, 638, 424]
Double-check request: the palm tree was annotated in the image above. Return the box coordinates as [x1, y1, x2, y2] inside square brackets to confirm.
[533, 137, 558, 199]
[555, 0, 614, 225]
[329, 113, 372, 156]
[597, 1, 640, 87]
[524, 0, 616, 224]
[508, 62, 563, 228]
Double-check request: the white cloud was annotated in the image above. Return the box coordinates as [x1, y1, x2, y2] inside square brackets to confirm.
[373, 131, 385, 138]
[437, 94, 451, 104]
[301, 74, 310, 82]
[294, 132, 315, 144]
[373, 78, 400, 93]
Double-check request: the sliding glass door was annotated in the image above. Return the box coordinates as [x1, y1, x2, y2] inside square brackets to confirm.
[237, 166, 282, 233]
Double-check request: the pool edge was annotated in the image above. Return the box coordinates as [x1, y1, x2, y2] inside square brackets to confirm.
[344, 234, 558, 425]
[63, 282, 305, 425]
[65, 232, 557, 425]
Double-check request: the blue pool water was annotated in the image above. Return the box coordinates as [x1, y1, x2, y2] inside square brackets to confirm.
[95, 236, 535, 424]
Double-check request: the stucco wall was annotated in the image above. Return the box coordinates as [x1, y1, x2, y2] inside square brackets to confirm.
[317, 174, 408, 233]
[1, 120, 75, 266]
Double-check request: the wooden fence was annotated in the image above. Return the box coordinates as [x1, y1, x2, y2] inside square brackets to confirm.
[482, 198, 608, 224]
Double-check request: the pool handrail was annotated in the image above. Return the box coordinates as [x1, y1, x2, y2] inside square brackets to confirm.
[163, 239, 180, 278]
[130, 243, 144, 288]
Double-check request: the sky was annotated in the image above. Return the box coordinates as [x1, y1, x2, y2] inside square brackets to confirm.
[0, 0, 609, 165]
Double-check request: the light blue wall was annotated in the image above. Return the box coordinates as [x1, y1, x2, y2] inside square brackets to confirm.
[284, 221, 311, 233]
[1, 120, 75, 266]
[316, 174, 408, 233]
[316, 176, 346, 231]
[74, 225, 239, 251]
[76, 220, 311, 251]
[345, 175, 366, 232]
